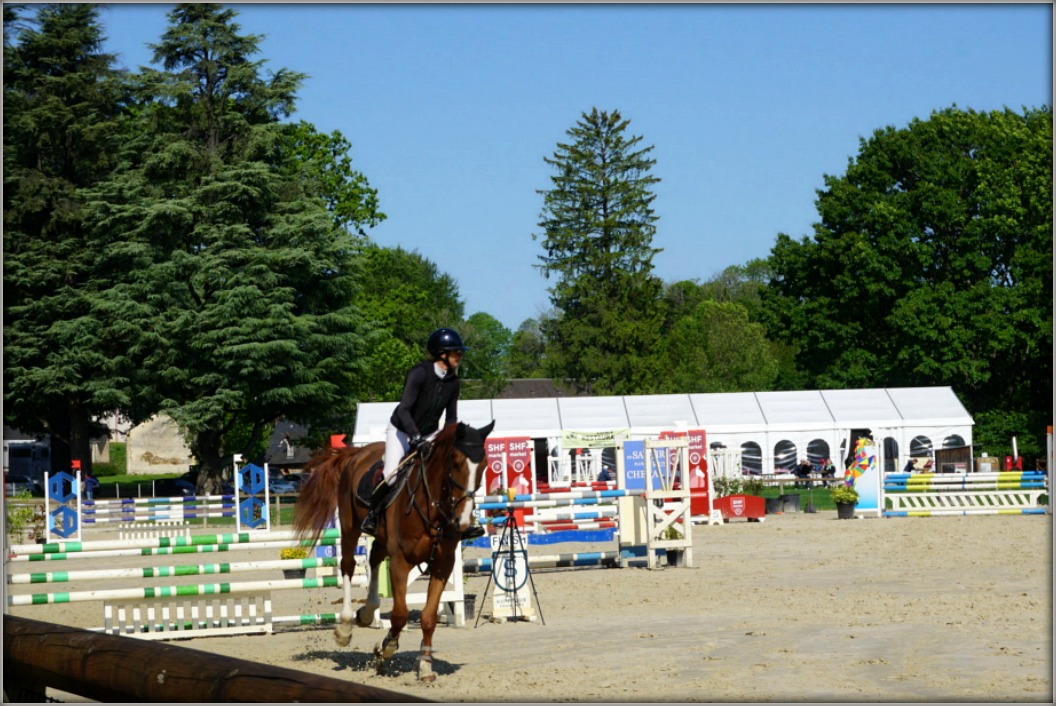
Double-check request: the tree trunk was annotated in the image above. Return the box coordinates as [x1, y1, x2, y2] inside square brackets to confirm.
[191, 429, 226, 494]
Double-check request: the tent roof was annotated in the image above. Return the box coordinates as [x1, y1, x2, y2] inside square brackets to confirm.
[352, 386, 972, 444]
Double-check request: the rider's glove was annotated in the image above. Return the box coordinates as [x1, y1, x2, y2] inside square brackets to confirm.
[409, 435, 430, 456]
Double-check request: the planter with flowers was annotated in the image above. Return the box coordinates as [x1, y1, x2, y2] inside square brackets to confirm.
[280, 546, 309, 579]
[831, 483, 859, 519]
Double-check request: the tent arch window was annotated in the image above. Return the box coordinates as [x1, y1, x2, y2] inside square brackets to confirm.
[740, 441, 762, 474]
[910, 435, 934, 457]
[942, 434, 966, 448]
[883, 437, 899, 472]
[773, 439, 797, 472]
[806, 439, 830, 467]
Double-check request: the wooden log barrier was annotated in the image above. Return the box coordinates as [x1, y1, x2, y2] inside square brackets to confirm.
[3, 615, 430, 703]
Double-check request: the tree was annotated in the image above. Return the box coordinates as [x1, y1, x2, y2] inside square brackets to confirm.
[505, 317, 549, 379]
[280, 120, 384, 235]
[3, 4, 129, 473]
[81, 4, 374, 491]
[351, 243, 465, 403]
[764, 105, 1052, 459]
[534, 108, 664, 395]
[459, 312, 512, 399]
[652, 298, 778, 394]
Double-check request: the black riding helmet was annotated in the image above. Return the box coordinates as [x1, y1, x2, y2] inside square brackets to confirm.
[427, 328, 469, 359]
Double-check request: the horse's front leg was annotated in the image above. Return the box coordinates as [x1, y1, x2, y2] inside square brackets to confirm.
[416, 573, 449, 683]
[374, 557, 409, 674]
[334, 545, 360, 646]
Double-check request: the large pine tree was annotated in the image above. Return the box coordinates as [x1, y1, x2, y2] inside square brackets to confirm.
[534, 108, 664, 394]
[82, 4, 374, 490]
[3, 4, 129, 473]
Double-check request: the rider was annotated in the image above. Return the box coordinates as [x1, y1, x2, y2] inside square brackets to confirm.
[360, 327, 486, 540]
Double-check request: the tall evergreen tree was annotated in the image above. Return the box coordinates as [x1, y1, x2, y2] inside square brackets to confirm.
[3, 4, 129, 473]
[82, 4, 374, 490]
[534, 108, 664, 394]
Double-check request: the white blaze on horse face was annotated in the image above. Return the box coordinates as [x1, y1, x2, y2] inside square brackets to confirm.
[458, 457, 484, 529]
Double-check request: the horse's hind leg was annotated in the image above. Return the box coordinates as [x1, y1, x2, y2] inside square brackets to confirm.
[356, 539, 385, 628]
[416, 573, 448, 683]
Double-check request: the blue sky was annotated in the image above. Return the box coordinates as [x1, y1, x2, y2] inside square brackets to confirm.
[98, 3, 1052, 331]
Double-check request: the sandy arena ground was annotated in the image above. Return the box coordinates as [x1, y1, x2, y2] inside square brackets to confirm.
[5, 511, 1053, 703]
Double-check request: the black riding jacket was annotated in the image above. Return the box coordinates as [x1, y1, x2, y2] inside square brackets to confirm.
[390, 360, 460, 439]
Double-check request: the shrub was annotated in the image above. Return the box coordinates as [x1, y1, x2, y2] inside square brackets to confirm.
[280, 546, 309, 560]
[93, 442, 126, 477]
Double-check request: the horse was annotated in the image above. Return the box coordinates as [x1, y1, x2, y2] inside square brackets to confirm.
[293, 420, 495, 682]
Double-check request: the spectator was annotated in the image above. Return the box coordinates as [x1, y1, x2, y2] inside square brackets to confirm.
[83, 472, 99, 501]
[902, 458, 916, 474]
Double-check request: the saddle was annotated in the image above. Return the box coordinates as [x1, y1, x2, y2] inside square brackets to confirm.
[355, 452, 418, 511]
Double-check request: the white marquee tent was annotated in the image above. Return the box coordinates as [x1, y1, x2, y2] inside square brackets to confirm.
[352, 386, 973, 475]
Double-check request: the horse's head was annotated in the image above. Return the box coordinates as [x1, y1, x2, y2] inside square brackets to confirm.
[429, 420, 495, 536]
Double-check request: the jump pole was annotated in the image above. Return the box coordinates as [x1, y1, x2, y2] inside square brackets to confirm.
[3, 615, 427, 703]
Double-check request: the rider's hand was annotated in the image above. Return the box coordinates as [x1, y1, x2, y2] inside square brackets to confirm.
[409, 436, 430, 456]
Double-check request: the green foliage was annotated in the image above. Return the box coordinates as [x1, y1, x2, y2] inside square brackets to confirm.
[77, 4, 374, 491]
[351, 243, 466, 403]
[534, 108, 664, 394]
[653, 297, 779, 393]
[5, 491, 45, 543]
[460, 313, 513, 399]
[505, 316, 550, 379]
[92, 442, 126, 477]
[830, 483, 860, 504]
[3, 3, 132, 471]
[280, 120, 385, 234]
[764, 105, 1052, 452]
[713, 476, 766, 498]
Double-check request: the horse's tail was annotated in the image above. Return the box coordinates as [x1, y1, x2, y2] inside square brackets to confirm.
[293, 446, 359, 544]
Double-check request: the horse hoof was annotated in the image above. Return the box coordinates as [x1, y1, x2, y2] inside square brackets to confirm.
[333, 624, 353, 647]
[355, 605, 374, 628]
[418, 671, 436, 684]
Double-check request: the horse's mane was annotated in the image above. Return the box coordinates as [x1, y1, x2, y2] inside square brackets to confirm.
[428, 422, 459, 462]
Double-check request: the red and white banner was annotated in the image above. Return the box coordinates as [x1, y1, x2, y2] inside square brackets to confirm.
[484, 437, 507, 495]
[660, 429, 710, 518]
[483, 437, 535, 496]
[505, 437, 534, 495]
[687, 429, 710, 517]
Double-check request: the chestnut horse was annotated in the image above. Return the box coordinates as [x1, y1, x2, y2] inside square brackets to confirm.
[293, 420, 494, 682]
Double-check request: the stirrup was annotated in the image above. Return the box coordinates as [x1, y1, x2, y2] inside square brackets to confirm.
[360, 514, 378, 537]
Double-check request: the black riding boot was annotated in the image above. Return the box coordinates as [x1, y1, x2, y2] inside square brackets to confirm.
[360, 484, 387, 537]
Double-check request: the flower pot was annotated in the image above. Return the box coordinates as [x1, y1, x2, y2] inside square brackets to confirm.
[283, 569, 307, 580]
[764, 497, 782, 514]
[836, 502, 856, 520]
[778, 493, 801, 513]
[666, 549, 685, 567]
[464, 593, 477, 619]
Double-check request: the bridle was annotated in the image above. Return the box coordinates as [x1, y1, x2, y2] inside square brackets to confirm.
[404, 433, 483, 548]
